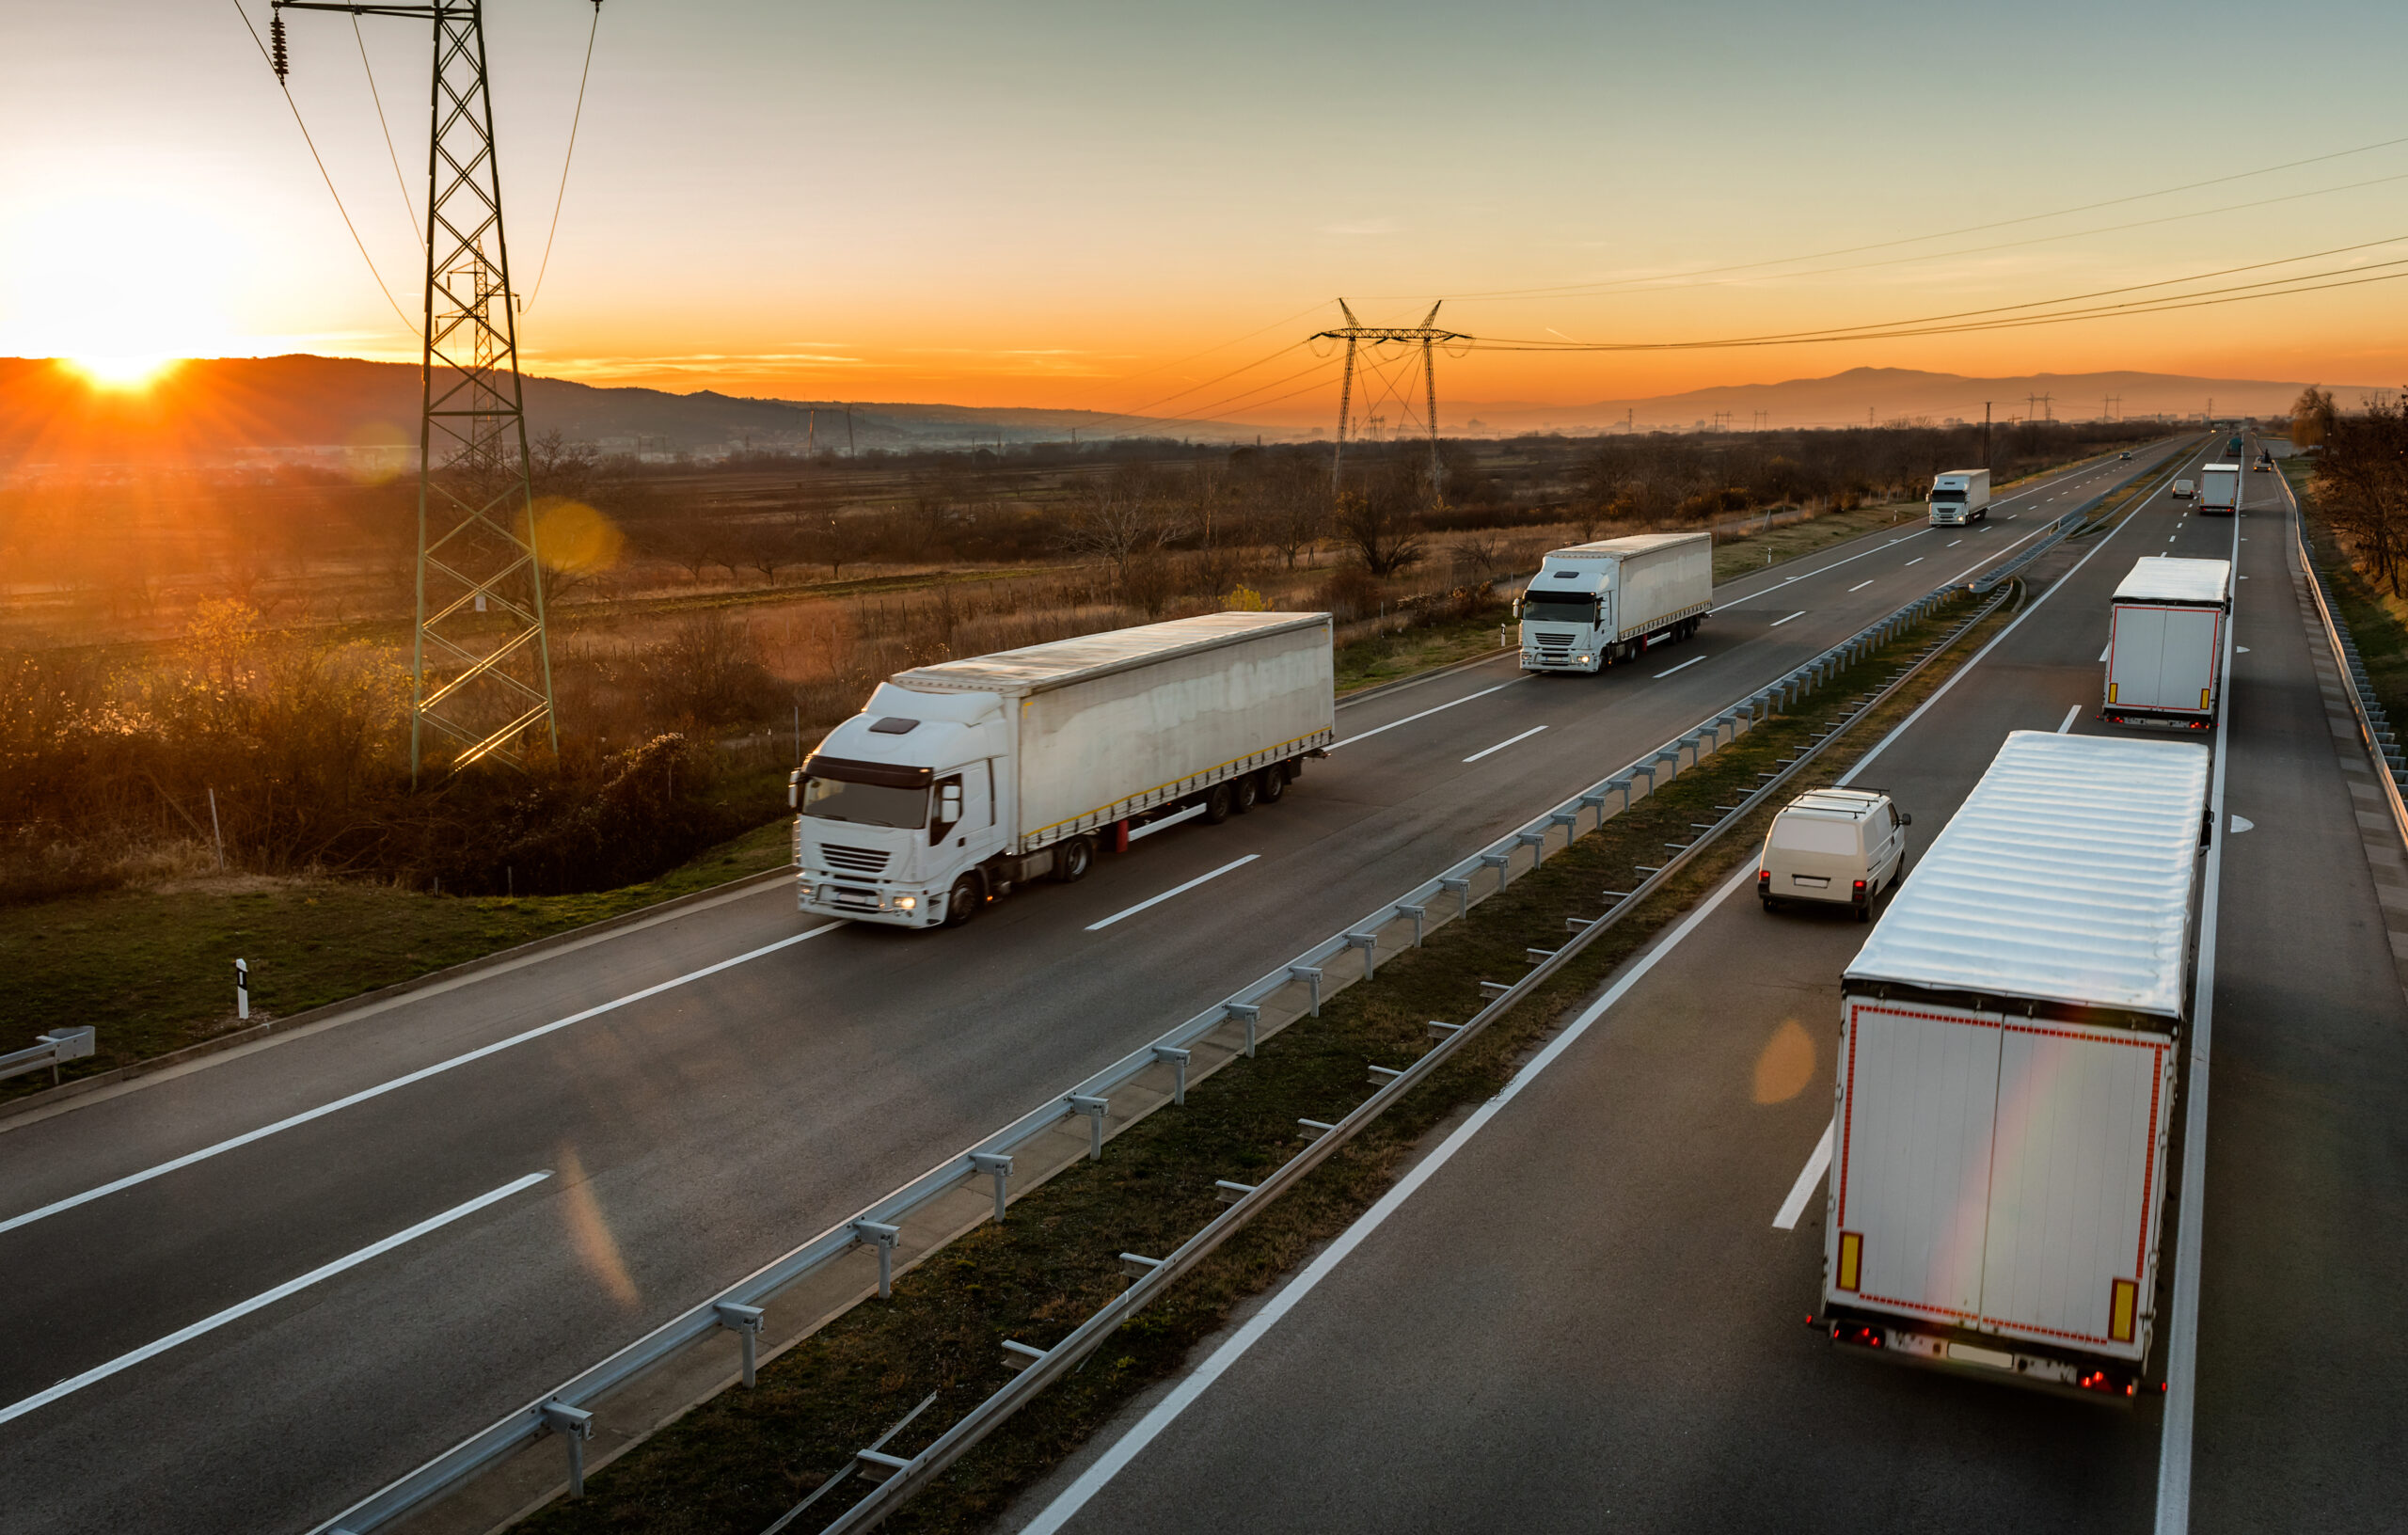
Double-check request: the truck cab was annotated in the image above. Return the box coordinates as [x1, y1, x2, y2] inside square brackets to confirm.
[1516, 561, 1613, 673]
[794, 683, 1009, 929]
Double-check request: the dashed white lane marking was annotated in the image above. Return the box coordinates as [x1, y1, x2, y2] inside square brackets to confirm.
[1904, 557, 1925, 566]
[0, 1171, 552, 1426]
[1461, 724, 1548, 763]
[1086, 855, 1260, 931]
[1847, 579, 1875, 593]
[1770, 611, 1806, 627]
[1330, 680, 1522, 750]
[2057, 704, 2083, 734]
[1653, 655, 1707, 679]
[1774, 1119, 1835, 1230]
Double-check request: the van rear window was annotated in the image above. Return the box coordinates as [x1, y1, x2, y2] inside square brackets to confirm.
[1771, 815, 1859, 855]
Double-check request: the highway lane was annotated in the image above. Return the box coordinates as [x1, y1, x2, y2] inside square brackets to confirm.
[1022, 435, 2399, 1534]
[0, 444, 2186, 1535]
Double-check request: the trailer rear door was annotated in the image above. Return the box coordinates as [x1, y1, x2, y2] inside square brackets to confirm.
[2110, 605, 2220, 714]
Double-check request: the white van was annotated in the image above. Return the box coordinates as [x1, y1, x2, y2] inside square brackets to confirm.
[1757, 789, 1910, 921]
[2171, 479, 2195, 499]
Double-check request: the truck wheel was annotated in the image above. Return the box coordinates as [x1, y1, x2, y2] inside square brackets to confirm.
[1257, 767, 1287, 804]
[1231, 774, 1259, 815]
[1202, 783, 1235, 825]
[944, 874, 983, 926]
[1052, 835, 1094, 883]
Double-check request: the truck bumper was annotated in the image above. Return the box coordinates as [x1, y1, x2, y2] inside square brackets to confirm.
[2102, 707, 2215, 731]
[1520, 649, 1602, 673]
[1817, 1307, 2145, 1402]
[800, 880, 938, 927]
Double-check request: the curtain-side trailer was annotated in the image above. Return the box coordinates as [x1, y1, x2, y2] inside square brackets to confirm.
[2104, 557, 2229, 729]
[791, 612, 1335, 928]
[1820, 731, 2210, 1400]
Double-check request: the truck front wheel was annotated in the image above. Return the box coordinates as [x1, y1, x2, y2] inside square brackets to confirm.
[944, 874, 984, 926]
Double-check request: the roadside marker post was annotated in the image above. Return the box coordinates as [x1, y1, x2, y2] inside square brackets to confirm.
[235, 958, 249, 1021]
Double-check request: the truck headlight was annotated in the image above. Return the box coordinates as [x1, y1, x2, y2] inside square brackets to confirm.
[894, 895, 917, 911]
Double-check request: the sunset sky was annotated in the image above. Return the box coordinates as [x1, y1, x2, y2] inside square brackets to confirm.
[5, 0, 2407, 425]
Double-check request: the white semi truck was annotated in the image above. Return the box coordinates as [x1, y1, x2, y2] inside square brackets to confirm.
[2196, 464, 2241, 516]
[791, 611, 1336, 928]
[1514, 531, 1712, 673]
[2104, 557, 2230, 730]
[1819, 730, 2210, 1400]
[1926, 469, 1991, 526]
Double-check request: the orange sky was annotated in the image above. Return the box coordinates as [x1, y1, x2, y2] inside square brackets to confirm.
[7, 2, 2408, 426]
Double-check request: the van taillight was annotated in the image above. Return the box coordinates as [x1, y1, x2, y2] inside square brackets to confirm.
[1758, 869, 1770, 890]
[1852, 879, 1867, 900]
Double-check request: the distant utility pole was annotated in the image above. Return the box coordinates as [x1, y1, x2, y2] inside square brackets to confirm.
[275, 0, 579, 782]
[1624, 408, 1634, 434]
[806, 409, 816, 455]
[845, 404, 856, 456]
[1982, 401, 1992, 466]
[1317, 298, 1465, 493]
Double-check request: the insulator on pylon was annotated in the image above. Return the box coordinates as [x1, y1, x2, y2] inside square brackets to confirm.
[270, 11, 290, 82]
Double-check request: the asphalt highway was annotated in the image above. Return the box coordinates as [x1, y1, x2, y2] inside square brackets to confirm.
[1023, 437, 2407, 1533]
[0, 444, 2189, 1535]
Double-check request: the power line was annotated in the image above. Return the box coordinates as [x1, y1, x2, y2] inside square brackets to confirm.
[353, 15, 420, 245]
[527, 1, 604, 311]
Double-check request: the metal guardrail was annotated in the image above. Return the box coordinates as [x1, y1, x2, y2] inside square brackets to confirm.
[309, 471, 2150, 1535]
[0, 1027, 93, 1087]
[2283, 467, 2408, 847]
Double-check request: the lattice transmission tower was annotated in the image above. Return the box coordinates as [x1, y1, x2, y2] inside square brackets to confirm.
[1316, 300, 1467, 492]
[274, 2, 575, 780]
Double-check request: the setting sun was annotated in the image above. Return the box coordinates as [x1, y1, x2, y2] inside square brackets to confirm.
[64, 354, 179, 390]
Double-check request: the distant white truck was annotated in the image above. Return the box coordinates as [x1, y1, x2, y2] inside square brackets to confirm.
[2104, 557, 2230, 730]
[1926, 469, 1991, 526]
[1515, 531, 1712, 673]
[1820, 731, 2210, 1400]
[792, 612, 1335, 928]
[2196, 464, 2241, 516]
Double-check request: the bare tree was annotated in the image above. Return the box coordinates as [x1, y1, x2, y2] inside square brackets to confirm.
[1062, 464, 1174, 592]
[1335, 457, 1429, 577]
[2311, 397, 2408, 594]
[2291, 386, 2337, 450]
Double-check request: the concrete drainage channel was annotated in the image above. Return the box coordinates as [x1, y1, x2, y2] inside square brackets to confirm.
[316, 518, 2102, 1535]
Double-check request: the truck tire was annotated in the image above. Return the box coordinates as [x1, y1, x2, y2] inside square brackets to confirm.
[1232, 774, 1259, 815]
[1052, 835, 1094, 883]
[1201, 782, 1236, 825]
[944, 874, 983, 926]
[1257, 766, 1286, 804]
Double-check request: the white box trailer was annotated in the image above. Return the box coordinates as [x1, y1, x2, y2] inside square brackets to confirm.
[1821, 731, 2210, 1400]
[2196, 464, 2241, 515]
[1927, 468, 1991, 526]
[792, 612, 1335, 928]
[1516, 531, 1712, 673]
[2104, 557, 2229, 730]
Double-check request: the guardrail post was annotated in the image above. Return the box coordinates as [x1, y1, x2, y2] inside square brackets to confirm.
[1151, 1045, 1192, 1105]
[540, 1402, 594, 1496]
[1344, 930, 1382, 979]
[1287, 964, 1323, 1015]
[1394, 903, 1428, 946]
[862, 1226, 905, 1299]
[1439, 876, 1471, 921]
[714, 1302, 765, 1387]
[1515, 830, 1548, 867]
[1065, 1096, 1110, 1160]
[1576, 790, 1608, 829]
[969, 1151, 1013, 1222]
[1225, 1002, 1260, 1057]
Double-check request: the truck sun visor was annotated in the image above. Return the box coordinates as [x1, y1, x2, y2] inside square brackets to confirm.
[802, 754, 934, 789]
[867, 717, 922, 734]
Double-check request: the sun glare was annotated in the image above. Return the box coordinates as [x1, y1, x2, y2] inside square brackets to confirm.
[66, 354, 179, 390]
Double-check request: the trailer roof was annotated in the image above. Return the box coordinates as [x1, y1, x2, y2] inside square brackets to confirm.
[1545, 531, 1709, 561]
[2202, 463, 2241, 472]
[1845, 731, 2210, 1019]
[893, 610, 1330, 696]
[1935, 468, 1987, 479]
[2113, 556, 2231, 607]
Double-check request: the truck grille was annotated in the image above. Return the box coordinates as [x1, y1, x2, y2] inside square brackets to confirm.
[1533, 629, 1575, 657]
[818, 844, 890, 875]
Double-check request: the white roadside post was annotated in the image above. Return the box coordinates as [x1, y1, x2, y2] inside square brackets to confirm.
[234, 958, 249, 1021]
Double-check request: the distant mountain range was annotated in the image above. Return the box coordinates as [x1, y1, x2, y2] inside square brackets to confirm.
[1453, 366, 2371, 434]
[0, 355, 1271, 471]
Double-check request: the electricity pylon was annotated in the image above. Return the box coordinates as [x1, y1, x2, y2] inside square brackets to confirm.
[274, 2, 567, 781]
[1317, 300, 1466, 492]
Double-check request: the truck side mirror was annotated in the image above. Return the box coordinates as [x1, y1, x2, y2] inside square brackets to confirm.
[1511, 597, 1523, 619]
[788, 769, 802, 810]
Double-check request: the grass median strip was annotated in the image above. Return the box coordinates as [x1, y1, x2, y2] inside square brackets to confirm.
[508, 584, 2017, 1535]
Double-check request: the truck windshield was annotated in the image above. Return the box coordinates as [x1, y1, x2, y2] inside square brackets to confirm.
[801, 776, 927, 829]
[1522, 597, 1598, 624]
[1930, 488, 1966, 501]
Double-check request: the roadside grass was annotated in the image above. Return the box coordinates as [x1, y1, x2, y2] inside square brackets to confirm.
[2286, 459, 2408, 727]
[510, 587, 2015, 1535]
[1334, 609, 1513, 694]
[1710, 498, 1925, 580]
[0, 815, 796, 1103]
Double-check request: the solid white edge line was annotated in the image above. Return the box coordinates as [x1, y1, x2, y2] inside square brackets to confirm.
[1328, 680, 1520, 749]
[0, 926, 845, 1240]
[1085, 856, 1260, 932]
[0, 1170, 551, 1425]
[2152, 482, 2241, 1535]
[1772, 1119, 1834, 1230]
[1770, 611, 1806, 627]
[1653, 655, 1706, 679]
[2057, 704, 2083, 734]
[1461, 725, 1547, 764]
[1022, 859, 1763, 1535]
